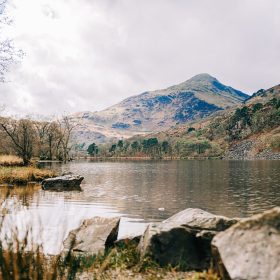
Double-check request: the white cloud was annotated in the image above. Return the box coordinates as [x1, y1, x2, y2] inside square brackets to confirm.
[0, 0, 280, 115]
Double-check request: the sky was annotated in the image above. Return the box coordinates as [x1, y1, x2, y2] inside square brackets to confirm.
[0, 0, 280, 116]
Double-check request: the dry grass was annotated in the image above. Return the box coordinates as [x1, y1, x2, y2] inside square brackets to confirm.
[0, 243, 221, 280]
[0, 155, 23, 167]
[0, 167, 56, 185]
[0, 242, 76, 280]
[69, 244, 220, 280]
[191, 270, 220, 280]
[0, 230, 220, 280]
[0, 184, 220, 280]
[77, 269, 219, 279]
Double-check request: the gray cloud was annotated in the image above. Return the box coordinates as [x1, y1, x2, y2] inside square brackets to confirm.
[0, 0, 280, 115]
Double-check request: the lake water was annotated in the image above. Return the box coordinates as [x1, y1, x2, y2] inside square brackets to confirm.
[1, 160, 280, 253]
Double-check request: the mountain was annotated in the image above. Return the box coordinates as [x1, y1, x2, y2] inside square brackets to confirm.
[246, 84, 280, 104]
[72, 74, 248, 145]
[131, 84, 280, 160]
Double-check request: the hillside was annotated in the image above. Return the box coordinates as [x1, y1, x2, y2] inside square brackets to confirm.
[101, 84, 280, 160]
[72, 74, 248, 146]
[246, 84, 280, 104]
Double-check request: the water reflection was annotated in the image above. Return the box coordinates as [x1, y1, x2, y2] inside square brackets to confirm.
[32, 160, 280, 220]
[1, 160, 280, 253]
[50, 160, 280, 218]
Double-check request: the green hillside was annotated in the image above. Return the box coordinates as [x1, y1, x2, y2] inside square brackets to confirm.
[97, 85, 280, 160]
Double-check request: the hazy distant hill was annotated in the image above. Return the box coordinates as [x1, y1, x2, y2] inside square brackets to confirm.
[72, 73, 248, 145]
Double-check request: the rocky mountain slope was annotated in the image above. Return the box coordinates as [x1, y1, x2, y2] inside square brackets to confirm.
[132, 84, 280, 160]
[72, 74, 248, 145]
[246, 83, 280, 104]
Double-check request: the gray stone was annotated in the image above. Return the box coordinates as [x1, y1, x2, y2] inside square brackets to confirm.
[63, 217, 120, 255]
[224, 140, 254, 160]
[212, 207, 280, 280]
[138, 208, 238, 270]
[41, 174, 84, 191]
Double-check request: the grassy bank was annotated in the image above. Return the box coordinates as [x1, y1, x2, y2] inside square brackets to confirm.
[0, 155, 23, 167]
[0, 242, 220, 280]
[0, 166, 56, 185]
[72, 243, 220, 279]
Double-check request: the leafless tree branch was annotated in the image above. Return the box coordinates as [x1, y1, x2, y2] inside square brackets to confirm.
[0, 0, 24, 82]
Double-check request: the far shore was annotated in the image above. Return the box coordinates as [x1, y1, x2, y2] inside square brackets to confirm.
[70, 155, 280, 161]
[74, 156, 222, 161]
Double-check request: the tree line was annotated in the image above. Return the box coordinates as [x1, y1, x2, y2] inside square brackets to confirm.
[86, 137, 216, 159]
[85, 98, 280, 160]
[86, 138, 171, 159]
[0, 115, 76, 165]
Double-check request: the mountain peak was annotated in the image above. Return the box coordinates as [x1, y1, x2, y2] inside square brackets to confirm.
[168, 73, 248, 103]
[73, 74, 249, 144]
[188, 73, 217, 83]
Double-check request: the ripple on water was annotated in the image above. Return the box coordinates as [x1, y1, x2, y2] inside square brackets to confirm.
[1, 160, 280, 253]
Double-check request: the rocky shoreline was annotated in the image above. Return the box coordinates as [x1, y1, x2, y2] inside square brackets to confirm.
[61, 207, 280, 280]
[224, 139, 280, 160]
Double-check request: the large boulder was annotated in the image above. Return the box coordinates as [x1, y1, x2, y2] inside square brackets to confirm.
[42, 174, 84, 191]
[212, 207, 280, 280]
[138, 208, 238, 270]
[63, 217, 120, 255]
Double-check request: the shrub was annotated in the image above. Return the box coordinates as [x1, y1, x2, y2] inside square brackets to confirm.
[187, 127, 196, 133]
[270, 136, 280, 151]
[252, 103, 263, 113]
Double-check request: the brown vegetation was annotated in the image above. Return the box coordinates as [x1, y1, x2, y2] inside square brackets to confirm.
[0, 115, 78, 165]
[0, 239, 220, 280]
[0, 155, 23, 167]
[0, 167, 56, 185]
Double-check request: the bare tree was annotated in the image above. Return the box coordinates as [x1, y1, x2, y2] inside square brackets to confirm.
[34, 121, 49, 159]
[0, 0, 23, 82]
[0, 107, 12, 154]
[45, 121, 61, 160]
[57, 116, 78, 163]
[35, 121, 57, 158]
[34, 117, 77, 162]
[0, 118, 37, 165]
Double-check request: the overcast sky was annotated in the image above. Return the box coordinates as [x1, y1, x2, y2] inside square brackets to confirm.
[0, 0, 280, 116]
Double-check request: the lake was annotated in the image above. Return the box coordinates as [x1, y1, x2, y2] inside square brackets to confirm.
[1, 160, 280, 253]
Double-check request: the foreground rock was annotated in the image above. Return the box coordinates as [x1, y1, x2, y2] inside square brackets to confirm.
[41, 174, 84, 191]
[63, 217, 120, 255]
[138, 208, 238, 270]
[212, 207, 280, 280]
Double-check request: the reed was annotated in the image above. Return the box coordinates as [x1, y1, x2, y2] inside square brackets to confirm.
[0, 155, 23, 167]
[0, 231, 220, 280]
[0, 192, 79, 280]
[0, 167, 56, 185]
[0, 189, 220, 279]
